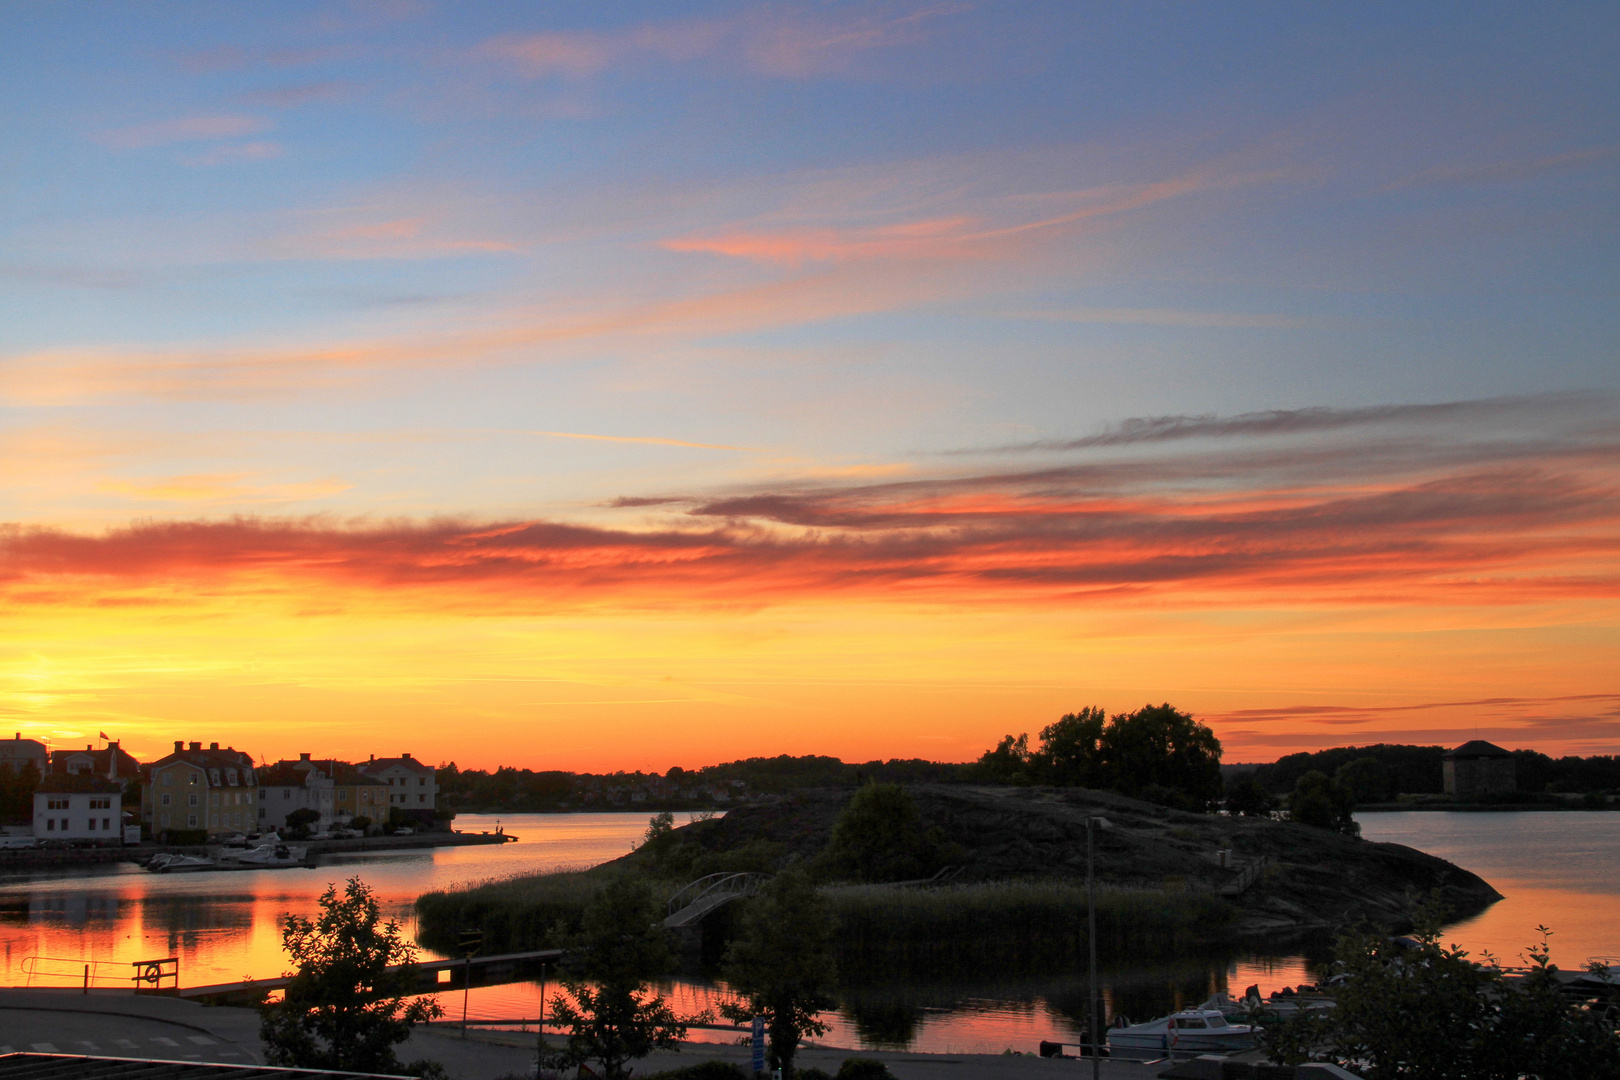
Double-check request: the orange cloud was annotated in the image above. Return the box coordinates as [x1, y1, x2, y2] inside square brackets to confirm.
[6, 405, 1616, 615]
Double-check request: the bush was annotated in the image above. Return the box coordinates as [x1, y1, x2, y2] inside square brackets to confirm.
[835, 1059, 893, 1080]
[1288, 771, 1358, 836]
[817, 783, 940, 883]
[638, 1063, 750, 1080]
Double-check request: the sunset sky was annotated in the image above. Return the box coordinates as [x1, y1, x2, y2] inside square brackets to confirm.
[2, 3, 1617, 770]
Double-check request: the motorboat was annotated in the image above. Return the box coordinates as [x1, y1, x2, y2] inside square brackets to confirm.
[146, 852, 215, 873]
[218, 841, 307, 868]
[1106, 1008, 1255, 1053]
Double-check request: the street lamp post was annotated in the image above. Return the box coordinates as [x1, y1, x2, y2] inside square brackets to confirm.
[1086, 816, 1110, 1080]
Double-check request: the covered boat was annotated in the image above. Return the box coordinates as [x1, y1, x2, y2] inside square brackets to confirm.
[1106, 1008, 1255, 1053]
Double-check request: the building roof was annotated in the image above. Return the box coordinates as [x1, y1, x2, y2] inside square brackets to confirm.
[36, 773, 124, 794]
[305, 760, 388, 787]
[356, 754, 433, 775]
[50, 743, 141, 778]
[1444, 739, 1513, 759]
[260, 762, 320, 786]
[150, 744, 257, 785]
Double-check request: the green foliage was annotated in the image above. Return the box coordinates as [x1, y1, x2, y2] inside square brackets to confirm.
[284, 807, 321, 834]
[259, 877, 442, 1075]
[1288, 770, 1359, 835]
[1334, 756, 1394, 803]
[637, 1063, 751, 1080]
[1255, 744, 1445, 797]
[720, 871, 839, 1078]
[835, 1059, 894, 1080]
[548, 877, 689, 1080]
[974, 703, 1223, 806]
[349, 815, 372, 831]
[817, 783, 940, 883]
[1260, 900, 1620, 1079]
[1224, 776, 1273, 817]
[0, 762, 40, 825]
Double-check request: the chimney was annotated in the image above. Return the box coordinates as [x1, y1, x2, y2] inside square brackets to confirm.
[175, 741, 184, 753]
[209, 742, 218, 751]
[300, 752, 311, 762]
[189, 742, 201, 751]
[402, 752, 411, 760]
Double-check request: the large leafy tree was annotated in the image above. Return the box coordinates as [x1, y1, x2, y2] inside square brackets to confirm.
[1259, 900, 1620, 1079]
[260, 877, 442, 1075]
[1288, 770, 1359, 836]
[721, 871, 839, 1078]
[818, 782, 938, 883]
[548, 877, 689, 1079]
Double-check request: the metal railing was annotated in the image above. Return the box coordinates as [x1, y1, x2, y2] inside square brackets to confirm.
[663, 872, 772, 927]
[21, 955, 178, 993]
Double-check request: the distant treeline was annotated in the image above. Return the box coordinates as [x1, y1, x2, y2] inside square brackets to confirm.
[436, 729, 1620, 813]
[1251, 744, 1620, 799]
[435, 756, 965, 812]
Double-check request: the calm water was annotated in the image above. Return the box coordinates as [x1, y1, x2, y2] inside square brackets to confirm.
[1, 811, 1613, 1053]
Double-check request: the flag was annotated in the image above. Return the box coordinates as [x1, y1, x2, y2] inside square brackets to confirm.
[99, 732, 109, 740]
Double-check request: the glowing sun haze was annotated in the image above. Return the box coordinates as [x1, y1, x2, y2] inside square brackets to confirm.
[2, 3, 1617, 770]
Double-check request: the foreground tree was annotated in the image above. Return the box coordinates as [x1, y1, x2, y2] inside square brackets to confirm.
[260, 877, 442, 1075]
[549, 877, 689, 1079]
[1259, 899, 1620, 1079]
[721, 871, 839, 1078]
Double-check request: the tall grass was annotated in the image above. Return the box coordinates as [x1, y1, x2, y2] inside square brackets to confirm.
[417, 871, 1233, 975]
[825, 880, 1234, 976]
[415, 869, 627, 954]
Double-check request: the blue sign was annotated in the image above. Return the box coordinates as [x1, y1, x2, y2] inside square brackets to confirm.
[751, 1015, 766, 1075]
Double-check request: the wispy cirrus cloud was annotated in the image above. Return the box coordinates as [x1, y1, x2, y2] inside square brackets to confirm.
[481, 3, 969, 81]
[97, 114, 271, 150]
[1386, 144, 1620, 190]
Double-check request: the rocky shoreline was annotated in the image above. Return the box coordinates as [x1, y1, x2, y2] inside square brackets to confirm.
[645, 784, 1501, 938]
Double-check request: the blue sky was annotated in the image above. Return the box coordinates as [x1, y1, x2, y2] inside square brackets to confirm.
[2, 3, 1617, 765]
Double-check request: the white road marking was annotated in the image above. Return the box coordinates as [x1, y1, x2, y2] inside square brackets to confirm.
[114, 1039, 137, 1048]
[76, 1041, 98, 1051]
[150, 1037, 178, 1046]
[186, 1036, 215, 1045]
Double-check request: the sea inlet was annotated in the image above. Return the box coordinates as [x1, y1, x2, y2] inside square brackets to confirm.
[0, 811, 1614, 1054]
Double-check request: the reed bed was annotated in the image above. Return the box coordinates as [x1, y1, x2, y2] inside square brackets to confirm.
[825, 880, 1234, 976]
[417, 870, 1234, 973]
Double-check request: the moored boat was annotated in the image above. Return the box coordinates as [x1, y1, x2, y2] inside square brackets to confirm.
[1106, 1008, 1255, 1053]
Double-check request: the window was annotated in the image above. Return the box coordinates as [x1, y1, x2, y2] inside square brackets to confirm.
[284, 789, 291, 800]
[208, 769, 221, 786]
[160, 812, 170, 827]
[189, 771, 199, 785]
[161, 793, 171, 807]
[102, 818, 110, 830]
[45, 819, 54, 831]
[210, 793, 219, 807]
[46, 798, 67, 810]
[89, 798, 110, 810]
[419, 778, 426, 786]
[226, 769, 239, 786]
[161, 772, 172, 786]
[188, 793, 198, 807]
[88, 818, 96, 831]
[418, 795, 425, 803]
[187, 813, 197, 827]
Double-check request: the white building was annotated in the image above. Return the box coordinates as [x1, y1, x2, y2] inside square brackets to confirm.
[34, 774, 124, 841]
[258, 756, 335, 832]
[356, 753, 437, 815]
